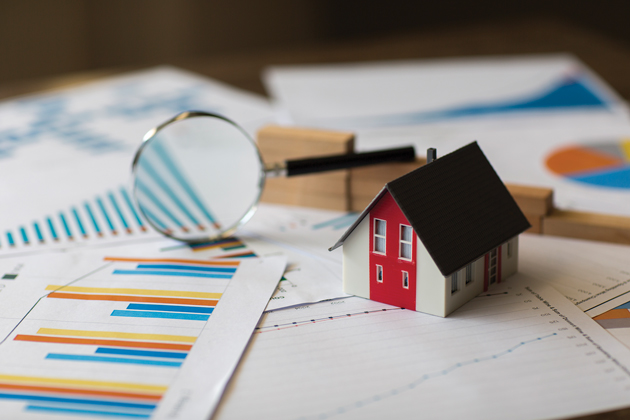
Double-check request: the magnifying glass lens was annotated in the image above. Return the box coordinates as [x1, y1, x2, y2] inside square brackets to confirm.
[133, 113, 264, 243]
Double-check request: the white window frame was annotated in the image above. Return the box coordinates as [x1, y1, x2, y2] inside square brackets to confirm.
[373, 219, 386, 255]
[402, 271, 409, 289]
[465, 264, 473, 285]
[399, 224, 413, 261]
[376, 264, 384, 283]
[451, 271, 459, 294]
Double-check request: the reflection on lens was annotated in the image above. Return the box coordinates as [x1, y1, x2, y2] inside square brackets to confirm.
[132, 112, 264, 243]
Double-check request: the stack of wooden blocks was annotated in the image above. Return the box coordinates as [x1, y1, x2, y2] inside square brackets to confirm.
[257, 125, 630, 245]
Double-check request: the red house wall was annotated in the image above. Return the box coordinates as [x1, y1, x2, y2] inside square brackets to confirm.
[369, 192, 417, 310]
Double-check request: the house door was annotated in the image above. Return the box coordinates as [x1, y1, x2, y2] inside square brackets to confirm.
[483, 246, 502, 291]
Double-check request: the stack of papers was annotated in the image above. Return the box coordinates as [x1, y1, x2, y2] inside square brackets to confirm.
[0, 56, 630, 419]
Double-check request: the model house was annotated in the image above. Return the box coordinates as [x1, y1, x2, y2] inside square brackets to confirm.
[329, 142, 530, 317]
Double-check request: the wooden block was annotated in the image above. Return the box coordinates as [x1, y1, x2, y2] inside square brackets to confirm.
[542, 209, 630, 245]
[350, 158, 425, 211]
[504, 184, 554, 216]
[257, 125, 355, 211]
[522, 213, 543, 234]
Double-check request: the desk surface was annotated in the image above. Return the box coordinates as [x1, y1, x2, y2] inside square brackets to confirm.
[1, 17, 629, 420]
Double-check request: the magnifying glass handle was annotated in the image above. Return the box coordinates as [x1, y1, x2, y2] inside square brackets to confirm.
[276, 146, 416, 177]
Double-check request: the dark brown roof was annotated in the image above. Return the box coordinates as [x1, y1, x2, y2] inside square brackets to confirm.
[329, 142, 530, 276]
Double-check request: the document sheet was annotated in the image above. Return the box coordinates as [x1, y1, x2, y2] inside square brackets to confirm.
[0, 252, 285, 419]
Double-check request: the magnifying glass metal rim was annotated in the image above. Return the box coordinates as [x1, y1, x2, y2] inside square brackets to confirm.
[131, 110, 266, 244]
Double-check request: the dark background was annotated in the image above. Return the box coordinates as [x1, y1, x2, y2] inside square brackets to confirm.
[1, 0, 630, 96]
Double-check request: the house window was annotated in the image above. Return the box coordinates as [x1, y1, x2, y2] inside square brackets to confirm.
[373, 219, 386, 254]
[451, 272, 459, 294]
[399, 224, 413, 260]
[402, 271, 409, 289]
[376, 265, 383, 283]
[507, 242, 513, 258]
[465, 264, 473, 285]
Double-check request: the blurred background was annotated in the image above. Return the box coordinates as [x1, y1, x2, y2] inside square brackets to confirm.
[1, 0, 630, 97]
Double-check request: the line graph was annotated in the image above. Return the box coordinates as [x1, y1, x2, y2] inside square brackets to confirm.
[215, 277, 630, 420]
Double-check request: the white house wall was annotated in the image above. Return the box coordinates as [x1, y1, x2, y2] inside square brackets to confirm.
[501, 236, 519, 280]
[342, 215, 370, 299]
[443, 256, 485, 316]
[415, 238, 446, 317]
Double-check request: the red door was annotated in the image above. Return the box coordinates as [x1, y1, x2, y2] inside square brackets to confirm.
[369, 192, 416, 310]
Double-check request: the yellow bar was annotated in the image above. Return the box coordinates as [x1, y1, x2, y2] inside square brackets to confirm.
[621, 139, 630, 161]
[0, 374, 167, 393]
[45, 285, 222, 300]
[36, 328, 197, 344]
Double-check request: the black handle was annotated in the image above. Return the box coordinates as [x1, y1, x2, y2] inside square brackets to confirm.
[285, 146, 416, 177]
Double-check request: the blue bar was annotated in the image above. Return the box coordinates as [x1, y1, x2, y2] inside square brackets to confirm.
[33, 222, 44, 243]
[96, 347, 187, 359]
[72, 207, 87, 237]
[0, 392, 156, 409]
[108, 191, 130, 230]
[97, 197, 116, 233]
[312, 212, 359, 230]
[84, 202, 102, 235]
[141, 207, 169, 231]
[46, 217, 58, 240]
[26, 406, 151, 419]
[152, 140, 218, 225]
[120, 187, 145, 229]
[6, 231, 15, 247]
[112, 269, 232, 279]
[136, 264, 237, 273]
[59, 212, 73, 239]
[127, 303, 214, 314]
[46, 353, 182, 367]
[135, 180, 186, 229]
[19, 226, 29, 244]
[139, 158, 203, 228]
[111, 310, 209, 321]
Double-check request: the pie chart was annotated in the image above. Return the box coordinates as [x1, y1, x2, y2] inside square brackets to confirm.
[545, 140, 630, 189]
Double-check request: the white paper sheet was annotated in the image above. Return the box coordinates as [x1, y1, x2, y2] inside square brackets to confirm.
[0, 66, 274, 254]
[0, 251, 285, 420]
[215, 274, 630, 420]
[265, 54, 630, 217]
[519, 234, 630, 315]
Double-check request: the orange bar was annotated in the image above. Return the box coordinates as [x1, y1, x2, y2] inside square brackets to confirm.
[192, 240, 242, 251]
[545, 146, 623, 176]
[47, 292, 218, 307]
[0, 382, 161, 401]
[104, 256, 239, 266]
[14, 335, 192, 351]
[593, 309, 630, 321]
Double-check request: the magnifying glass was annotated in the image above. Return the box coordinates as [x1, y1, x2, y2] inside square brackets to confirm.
[132, 111, 415, 243]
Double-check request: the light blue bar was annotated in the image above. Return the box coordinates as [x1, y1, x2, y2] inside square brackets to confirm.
[136, 264, 237, 273]
[108, 191, 129, 230]
[135, 179, 185, 229]
[312, 212, 359, 230]
[97, 197, 116, 233]
[141, 207, 169, 231]
[33, 221, 44, 242]
[127, 303, 214, 314]
[96, 347, 188, 359]
[59, 212, 73, 239]
[84, 202, 102, 235]
[138, 158, 202, 228]
[120, 187, 145, 228]
[19, 226, 29, 244]
[26, 406, 151, 419]
[46, 217, 58, 240]
[46, 353, 182, 367]
[111, 310, 209, 321]
[72, 207, 87, 237]
[152, 140, 218, 225]
[6, 231, 15, 246]
[0, 392, 156, 409]
[112, 269, 232, 279]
